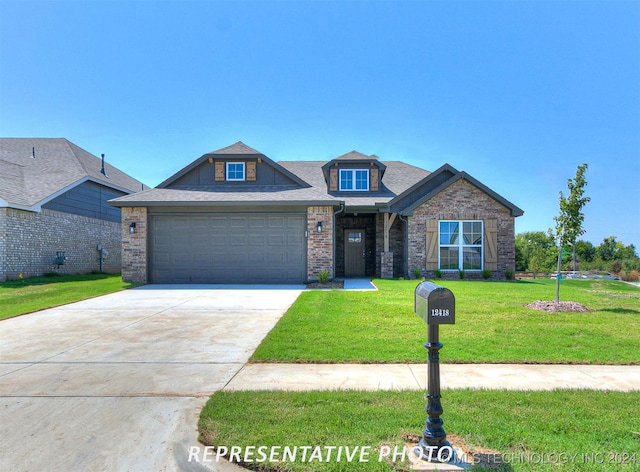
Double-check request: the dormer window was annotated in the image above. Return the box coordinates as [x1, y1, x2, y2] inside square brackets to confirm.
[339, 169, 369, 191]
[226, 162, 245, 181]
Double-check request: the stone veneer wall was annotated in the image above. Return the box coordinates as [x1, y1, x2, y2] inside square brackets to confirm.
[307, 206, 334, 281]
[121, 207, 148, 284]
[407, 179, 516, 279]
[0, 207, 122, 281]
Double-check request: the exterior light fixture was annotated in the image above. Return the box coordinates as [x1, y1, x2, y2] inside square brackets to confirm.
[129, 222, 136, 234]
[317, 221, 323, 233]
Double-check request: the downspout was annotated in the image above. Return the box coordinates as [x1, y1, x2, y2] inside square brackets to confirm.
[333, 202, 345, 279]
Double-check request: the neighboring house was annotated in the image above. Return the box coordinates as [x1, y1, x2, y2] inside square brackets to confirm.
[0, 138, 147, 281]
[110, 141, 523, 284]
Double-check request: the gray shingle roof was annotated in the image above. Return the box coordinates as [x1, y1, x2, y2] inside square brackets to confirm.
[0, 138, 147, 209]
[279, 160, 430, 207]
[110, 186, 339, 206]
[108, 142, 521, 216]
[210, 141, 262, 155]
[333, 150, 376, 161]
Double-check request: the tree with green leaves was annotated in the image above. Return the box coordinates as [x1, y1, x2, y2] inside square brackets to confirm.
[515, 231, 556, 276]
[552, 164, 590, 303]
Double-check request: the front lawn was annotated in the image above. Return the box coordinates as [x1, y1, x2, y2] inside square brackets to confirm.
[251, 279, 640, 364]
[198, 389, 640, 471]
[0, 273, 136, 320]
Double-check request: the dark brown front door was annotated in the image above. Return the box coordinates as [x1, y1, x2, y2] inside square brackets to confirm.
[345, 229, 366, 276]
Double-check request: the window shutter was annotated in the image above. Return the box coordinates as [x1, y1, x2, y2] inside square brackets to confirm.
[215, 161, 224, 181]
[426, 219, 439, 270]
[246, 161, 256, 181]
[329, 168, 338, 191]
[484, 219, 498, 271]
[370, 168, 379, 191]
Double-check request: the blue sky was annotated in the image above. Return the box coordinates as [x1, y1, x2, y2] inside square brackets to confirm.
[1, 0, 638, 249]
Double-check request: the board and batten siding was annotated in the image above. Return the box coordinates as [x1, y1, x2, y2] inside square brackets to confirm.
[43, 181, 126, 223]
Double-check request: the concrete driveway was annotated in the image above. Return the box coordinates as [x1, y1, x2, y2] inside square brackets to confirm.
[0, 285, 303, 472]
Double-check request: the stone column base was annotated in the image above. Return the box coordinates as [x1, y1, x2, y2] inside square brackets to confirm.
[381, 252, 394, 279]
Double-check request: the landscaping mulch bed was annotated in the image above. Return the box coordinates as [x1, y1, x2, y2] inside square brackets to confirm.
[305, 281, 344, 289]
[524, 300, 593, 312]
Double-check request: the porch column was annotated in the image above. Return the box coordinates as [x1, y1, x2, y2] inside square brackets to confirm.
[381, 212, 397, 279]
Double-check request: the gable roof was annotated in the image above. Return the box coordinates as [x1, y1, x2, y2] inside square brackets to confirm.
[334, 150, 375, 161]
[210, 141, 262, 155]
[281, 160, 428, 208]
[109, 141, 522, 217]
[0, 138, 147, 211]
[156, 141, 310, 189]
[386, 164, 524, 217]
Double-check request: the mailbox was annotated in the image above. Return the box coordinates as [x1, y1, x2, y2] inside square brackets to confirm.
[415, 281, 455, 325]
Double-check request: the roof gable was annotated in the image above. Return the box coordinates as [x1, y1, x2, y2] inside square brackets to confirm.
[157, 141, 311, 190]
[0, 138, 147, 210]
[389, 164, 524, 217]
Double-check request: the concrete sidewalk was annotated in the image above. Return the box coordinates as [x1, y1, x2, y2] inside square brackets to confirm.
[224, 363, 640, 392]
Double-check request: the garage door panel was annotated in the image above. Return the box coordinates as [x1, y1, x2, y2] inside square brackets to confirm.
[149, 213, 306, 284]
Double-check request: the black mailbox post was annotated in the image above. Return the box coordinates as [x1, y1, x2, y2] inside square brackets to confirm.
[414, 282, 455, 462]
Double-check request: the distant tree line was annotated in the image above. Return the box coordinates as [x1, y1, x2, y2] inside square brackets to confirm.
[515, 232, 639, 281]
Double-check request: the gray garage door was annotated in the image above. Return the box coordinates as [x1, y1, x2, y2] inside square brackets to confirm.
[149, 213, 306, 284]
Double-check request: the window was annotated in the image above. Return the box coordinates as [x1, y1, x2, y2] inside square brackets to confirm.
[347, 232, 362, 243]
[339, 169, 369, 191]
[439, 221, 483, 270]
[226, 162, 245, 181]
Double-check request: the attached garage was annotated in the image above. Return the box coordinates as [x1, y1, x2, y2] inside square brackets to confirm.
[149, 212, 307, 284]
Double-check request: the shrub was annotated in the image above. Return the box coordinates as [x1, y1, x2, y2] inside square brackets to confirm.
[413, 267, 422, 279]
[458, 270, 465, 279]
[317, 270, 330, 284]
[611, 260, 623, 274]
[505, 270, 514, 280]
[623, 270, 639, 282]
[481, 269, 492, 280]
[434, 269, 442, 279]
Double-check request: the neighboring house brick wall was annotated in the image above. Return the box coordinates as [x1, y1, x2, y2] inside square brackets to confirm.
[407, 179, 516, 279]
[0, 208, 121, 281]
[307, 206, 333, 281]
[121, 207, 148, 284]
[0, 209, 6, 281]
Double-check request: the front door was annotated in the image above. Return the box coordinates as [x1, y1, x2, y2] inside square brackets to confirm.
[344, 229, 366, 277]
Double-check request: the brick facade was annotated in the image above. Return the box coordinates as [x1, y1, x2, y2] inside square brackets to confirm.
[307, 206, 334, 281]
[121, 207, 148, 284]
[0, 207, 122, 281]
[407, 179, 516, 279]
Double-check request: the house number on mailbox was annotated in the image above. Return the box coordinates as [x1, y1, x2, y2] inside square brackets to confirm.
[431, 309, 450, 317]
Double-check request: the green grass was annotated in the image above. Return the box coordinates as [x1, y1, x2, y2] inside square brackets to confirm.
[0, 273, 137, 320]
[199, 389, 640, 471]
[251, 279, 640, 364]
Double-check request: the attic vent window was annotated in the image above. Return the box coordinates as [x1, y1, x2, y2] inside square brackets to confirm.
[339, 169, 369, 191]
[226, 162, 245, 181]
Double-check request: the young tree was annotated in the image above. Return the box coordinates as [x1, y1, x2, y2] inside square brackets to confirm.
[552, 164, 590, 303]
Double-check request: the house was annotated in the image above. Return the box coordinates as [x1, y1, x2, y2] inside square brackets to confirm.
[0, 138, 147, 281]
[110, 141, 523, 284]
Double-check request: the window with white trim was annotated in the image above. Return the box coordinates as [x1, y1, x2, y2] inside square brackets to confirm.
[226, 162, 245, 181]
[439, 221, 483, 270]
[339, 169, 369, 191]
